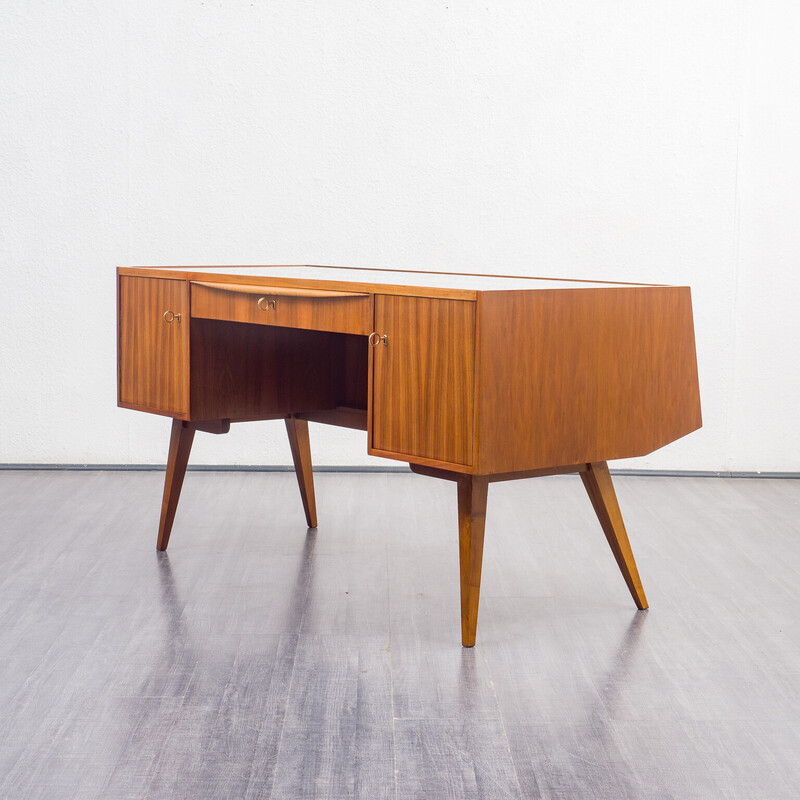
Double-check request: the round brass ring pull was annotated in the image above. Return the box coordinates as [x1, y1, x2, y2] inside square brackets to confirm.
[163, 310, 181, 323]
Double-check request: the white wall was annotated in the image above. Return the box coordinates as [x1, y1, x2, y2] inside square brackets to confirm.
[1, 1, 797, 471]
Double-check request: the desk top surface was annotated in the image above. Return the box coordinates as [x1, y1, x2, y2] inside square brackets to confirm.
[121, 265, 662, 293]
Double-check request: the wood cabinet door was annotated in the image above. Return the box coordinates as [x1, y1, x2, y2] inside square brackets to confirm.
[370, 295, 475, 467]
[118, 276, 189, 416]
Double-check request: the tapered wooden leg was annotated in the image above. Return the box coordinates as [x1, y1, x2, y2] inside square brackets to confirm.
[285, 416, 317, 528]
[157, 419, 195, 551]
[457, 475, 489, 647]
[581, 461, 649, 609]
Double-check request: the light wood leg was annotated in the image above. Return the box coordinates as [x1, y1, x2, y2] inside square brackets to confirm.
[157, 419, 195, 551]
[285, 416, 317, 528]
[581, 461, 649, 609]
[457, 475, 489, 647]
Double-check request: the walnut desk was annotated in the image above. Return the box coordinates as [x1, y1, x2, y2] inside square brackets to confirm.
[117, 265, 702, 646]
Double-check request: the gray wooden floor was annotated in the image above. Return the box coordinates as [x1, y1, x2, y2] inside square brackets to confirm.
[1, 469, 799, 799]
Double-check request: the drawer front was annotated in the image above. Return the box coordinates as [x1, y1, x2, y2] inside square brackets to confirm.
[190, 281, 371, 335]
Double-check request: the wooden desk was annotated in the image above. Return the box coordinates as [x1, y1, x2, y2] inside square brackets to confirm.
[117, 265, 701, 646]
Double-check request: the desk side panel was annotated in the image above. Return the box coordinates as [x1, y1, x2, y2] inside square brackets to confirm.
[474, 287, 701, 473]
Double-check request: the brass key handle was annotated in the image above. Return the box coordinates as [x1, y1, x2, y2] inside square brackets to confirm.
[163, 310, 181, 323]
[257, 297, 277, 311]
[369, 332, 388, 346]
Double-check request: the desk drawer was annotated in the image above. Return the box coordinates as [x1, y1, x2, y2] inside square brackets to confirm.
[191, 281, 371, 335]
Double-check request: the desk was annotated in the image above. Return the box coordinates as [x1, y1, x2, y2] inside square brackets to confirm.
[117, 265, 701, 646]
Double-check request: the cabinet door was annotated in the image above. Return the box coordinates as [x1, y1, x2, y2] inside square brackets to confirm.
[370, 295, 475, 467]
[118, 276, 189, 416]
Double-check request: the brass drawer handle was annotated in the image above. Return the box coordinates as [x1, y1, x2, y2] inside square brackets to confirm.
[369, 331, 388, 347]
[257, 297, 277, 311]
[163, 310, 181, 323]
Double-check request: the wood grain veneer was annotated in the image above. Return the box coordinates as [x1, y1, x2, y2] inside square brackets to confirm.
[473, 286, 701, 474]
[118, 276, 190, 417]
[189, 319, 342, 422]
[191, 281, 371, 336]
[370, 295, 475, 467]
